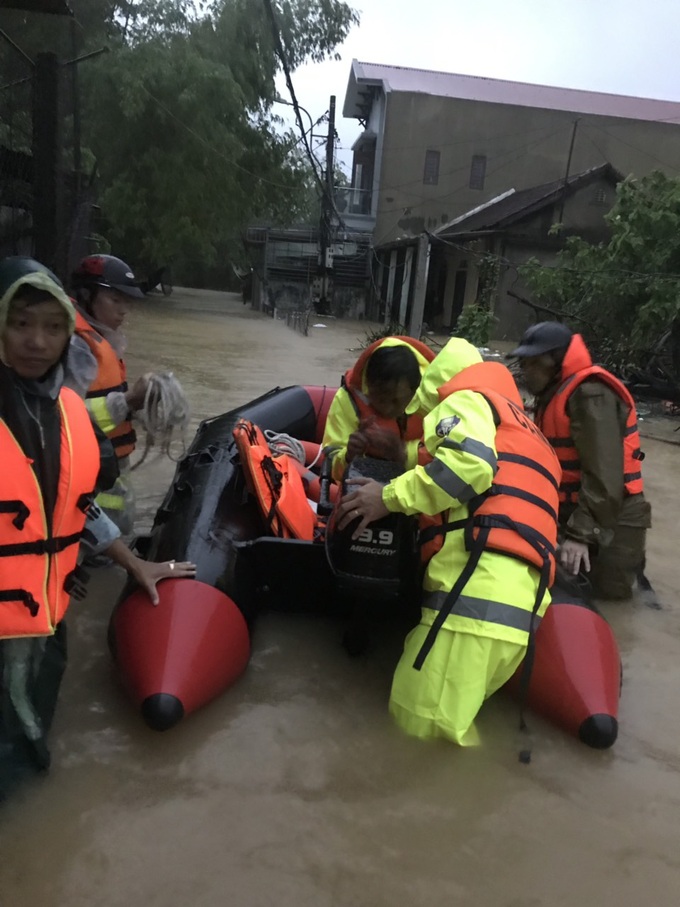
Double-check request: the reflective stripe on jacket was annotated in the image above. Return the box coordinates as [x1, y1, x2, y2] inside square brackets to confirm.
[0, 388, 100, 638]
[537, 334, 644, 504]
[74, 311, 136, 458]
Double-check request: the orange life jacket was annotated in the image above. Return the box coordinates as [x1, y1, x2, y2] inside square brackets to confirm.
[536, 334, 644, 505]
[232, 420, 319, 541]
[419, 361, 560, 586]
[342, 337, 435, 465]
[0, 388, 100, 639]
[75, 311, 136, 458]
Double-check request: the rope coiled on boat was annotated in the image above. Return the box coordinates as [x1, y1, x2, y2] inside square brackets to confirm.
[263, 430, 323, 468]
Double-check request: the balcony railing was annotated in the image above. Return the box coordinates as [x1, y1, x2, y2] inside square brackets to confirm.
[334, 186, 373, 217]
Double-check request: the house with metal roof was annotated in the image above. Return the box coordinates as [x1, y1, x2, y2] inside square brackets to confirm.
[341, 61, 680, 337]
[342, 60, 680, 244]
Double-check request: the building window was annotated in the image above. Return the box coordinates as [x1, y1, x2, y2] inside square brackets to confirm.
[423, 150, 440, 186]
[469, 154, 487, 190]
[591, 187, 609, 206]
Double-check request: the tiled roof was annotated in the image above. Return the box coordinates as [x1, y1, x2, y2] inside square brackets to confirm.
[436, 163, 622, 235]
[344, 60, 680, 125]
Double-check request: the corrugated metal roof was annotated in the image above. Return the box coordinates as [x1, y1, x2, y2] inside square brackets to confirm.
[436, 163, 622, 235]
[344, 60, 680, 124]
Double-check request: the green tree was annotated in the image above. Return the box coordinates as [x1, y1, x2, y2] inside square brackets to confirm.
[520, 170, 680, 379]
[76, 0, 358, 282]
[0, 0, 358, 282]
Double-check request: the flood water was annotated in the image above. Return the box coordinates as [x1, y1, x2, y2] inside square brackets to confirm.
[1, 289, 680, 907]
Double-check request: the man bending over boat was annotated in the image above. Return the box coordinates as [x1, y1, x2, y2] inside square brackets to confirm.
[336, 339, 560, 746]
[322, 336, 435, 482]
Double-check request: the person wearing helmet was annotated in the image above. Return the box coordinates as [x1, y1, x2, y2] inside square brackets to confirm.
[0, 256, 195, 796]
[335, 338, 560, 746]
[508, 321, 652, 602]
[66, 254, 149, 537]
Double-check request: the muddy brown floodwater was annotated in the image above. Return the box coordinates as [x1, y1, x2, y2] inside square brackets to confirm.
[1, 289, 680, 907]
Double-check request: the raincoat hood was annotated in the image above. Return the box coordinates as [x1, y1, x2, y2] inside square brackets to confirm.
[405, 338, 483, 415]
[0, 257, 76, 340]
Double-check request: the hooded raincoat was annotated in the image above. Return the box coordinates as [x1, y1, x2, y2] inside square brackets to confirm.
[382, 339, 558, 745]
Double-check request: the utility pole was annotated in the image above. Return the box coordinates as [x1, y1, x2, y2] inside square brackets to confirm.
[317, 94, 336, 313]
[32, 53, 60, 273]
[557, 118, 580, 225]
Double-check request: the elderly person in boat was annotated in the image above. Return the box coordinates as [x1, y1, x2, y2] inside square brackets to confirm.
[322, 336, 435, 482]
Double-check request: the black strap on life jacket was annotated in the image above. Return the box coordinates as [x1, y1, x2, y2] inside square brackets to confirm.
[0, 589, 39, 616]
[417, 518, 468, 547]
[86, 380, 128, 399]
[0, 500, 30, 530]
[76, 492, 95, 514]
[0, 532, 82, 558]
[413, 526, 490, 671]
[111, 428, 137, 451]
[260, 455, 284, 536]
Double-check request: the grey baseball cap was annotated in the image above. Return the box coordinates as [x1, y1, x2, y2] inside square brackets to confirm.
[508, 321, 573, 358]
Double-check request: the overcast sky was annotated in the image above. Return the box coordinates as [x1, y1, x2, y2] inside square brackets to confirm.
[275, 0, 680, 172]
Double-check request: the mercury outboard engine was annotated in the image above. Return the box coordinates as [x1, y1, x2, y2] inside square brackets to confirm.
[325, 456, 420, 654]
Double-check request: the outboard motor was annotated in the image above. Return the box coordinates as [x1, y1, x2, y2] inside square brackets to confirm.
[325, 456, 420, 654]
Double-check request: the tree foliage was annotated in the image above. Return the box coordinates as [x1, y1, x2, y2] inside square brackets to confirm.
[520, 170, 680, 378]
[1, 0, 358, 284]
[79, 0, 358, 281]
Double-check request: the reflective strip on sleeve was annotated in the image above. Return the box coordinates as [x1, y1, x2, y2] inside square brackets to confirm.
[424, 458, 478, 503]
[439, 437, 498, 473]
[86, 396, 117, 436]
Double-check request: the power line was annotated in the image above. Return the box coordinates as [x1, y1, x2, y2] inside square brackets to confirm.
[136, 82, 311, 193]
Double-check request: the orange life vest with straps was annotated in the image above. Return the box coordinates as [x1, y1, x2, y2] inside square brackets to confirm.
[74, 311, 136, 458]
[0, 388, 100, 639]
[412, 361, 561, 671]
[536, 334, 644, 505]
[419, 361, 560, 584]
[342, 337, 435, 463]
[233, 420, 319, 541]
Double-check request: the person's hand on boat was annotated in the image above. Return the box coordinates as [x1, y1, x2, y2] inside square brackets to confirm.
[129, 557, 197, 605]
[363, 425, 406, 465]
[558, 539, 591, 576]
[347, 429, 369, 461]
[336, 477, 389, 538]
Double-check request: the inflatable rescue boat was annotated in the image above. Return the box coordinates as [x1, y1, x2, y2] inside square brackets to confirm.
[108, 385, 622, 749]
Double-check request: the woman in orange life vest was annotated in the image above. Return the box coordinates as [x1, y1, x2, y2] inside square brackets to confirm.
[321, 336, 435, 482]
[336, 338, 560, 746]
[509, 322, 652, 602]
[65, 254, 151, 538]
[0, 257, 194, 794]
